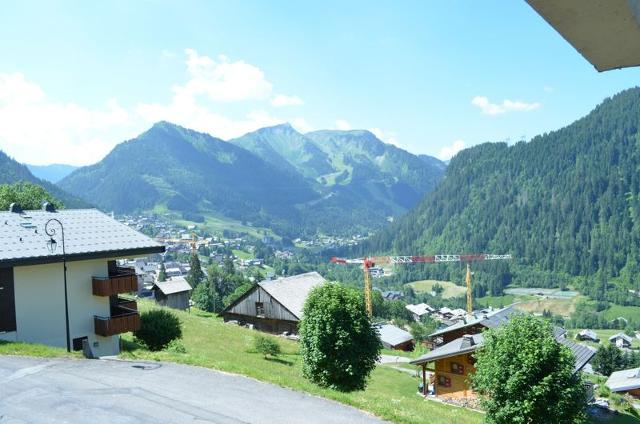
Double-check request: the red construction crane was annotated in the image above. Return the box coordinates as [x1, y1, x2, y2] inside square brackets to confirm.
[330, 254, 512, 316]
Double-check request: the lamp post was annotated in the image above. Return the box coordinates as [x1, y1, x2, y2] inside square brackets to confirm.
[45, 218, 71, 353]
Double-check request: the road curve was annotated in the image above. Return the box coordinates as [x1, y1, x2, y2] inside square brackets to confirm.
[0, 356, 388, 424]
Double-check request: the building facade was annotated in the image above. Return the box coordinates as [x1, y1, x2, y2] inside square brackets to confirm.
[0, 206, 164, 356]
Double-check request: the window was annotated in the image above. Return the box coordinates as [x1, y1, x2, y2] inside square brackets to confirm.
[255, 302, 265, 317]
[438, 375, 451, 387]
[451, 362, 464, 375]
[72, 336, 88, 352]
[467, 354, 475, 365]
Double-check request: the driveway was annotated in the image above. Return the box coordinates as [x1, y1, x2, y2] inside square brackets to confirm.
[0, 356, 388, 424]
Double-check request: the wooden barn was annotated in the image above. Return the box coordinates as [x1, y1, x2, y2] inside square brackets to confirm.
[221, 272, 325, 334]
[152, 276, 192, 310]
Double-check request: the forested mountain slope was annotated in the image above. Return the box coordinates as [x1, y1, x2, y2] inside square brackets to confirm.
[0, 151, 88, 208]
[364, 88, 640, 302]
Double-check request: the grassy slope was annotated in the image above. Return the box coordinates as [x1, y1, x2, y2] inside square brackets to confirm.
[0, 340, 80, 358]
[406, 280, 466, 299]
[121, 301, 481, 424]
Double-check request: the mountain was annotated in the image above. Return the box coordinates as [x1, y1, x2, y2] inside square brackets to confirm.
[26, 164, 78, 183]
[59, 122, 316, 233]
[0, 151, 88, 208]
[60, 122, 445, 237]
[364, 87, 640, 303]
[231, 124, 446, 229]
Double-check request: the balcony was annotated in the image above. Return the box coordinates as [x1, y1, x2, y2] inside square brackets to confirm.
[94, 300, 140, 337]
[92, 267, 138, 296]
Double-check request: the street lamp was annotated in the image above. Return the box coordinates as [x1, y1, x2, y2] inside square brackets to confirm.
[45, 218, 71, 353]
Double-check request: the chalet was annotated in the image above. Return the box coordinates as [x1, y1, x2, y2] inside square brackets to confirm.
[609, 333, 633, 349]
[152, 276, 192, 310]
[606, 367, 640, 397]
[410, 307, 595, 402]
[376, 323, 415, 351]
[406, 303, 434, 321]
[0, 205, 164, 357]
[577, 329, 600, 342]
[221, 272, 325, 334]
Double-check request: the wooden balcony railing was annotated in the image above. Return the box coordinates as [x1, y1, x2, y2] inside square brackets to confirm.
[94, 304, 140, 337]
[92, 267, 138, 296]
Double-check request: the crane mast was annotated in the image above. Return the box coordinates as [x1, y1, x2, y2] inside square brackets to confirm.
[331, 253, 512, 316]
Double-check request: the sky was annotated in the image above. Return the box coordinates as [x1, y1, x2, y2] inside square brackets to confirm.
[1, 0, 640, 166]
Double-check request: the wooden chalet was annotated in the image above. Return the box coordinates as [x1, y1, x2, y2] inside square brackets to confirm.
[221, 272, 325, 334]
[410, 307, 596, 402]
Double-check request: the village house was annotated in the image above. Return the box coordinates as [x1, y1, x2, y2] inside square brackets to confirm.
[577, 329, 600, 343]
[606, 367, 640, 397]
[410, 307, 596, 401]
[406, 303, 435, 321]
[0, 204, 164, 357]
[376, 323, 415, 351]
[221, 272, 325, 334]
[609, 332, 633, 349]
[152, 276, 192, 310]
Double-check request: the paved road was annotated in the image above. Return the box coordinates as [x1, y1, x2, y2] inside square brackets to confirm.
[0, 356, 388, 424]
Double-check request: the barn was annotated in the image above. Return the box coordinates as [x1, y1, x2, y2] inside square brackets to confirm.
[152, 276, 192, 310]
[221, 272, 325, 334]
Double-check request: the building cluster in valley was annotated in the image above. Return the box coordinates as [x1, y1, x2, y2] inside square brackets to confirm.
[4, 205, 640, 414]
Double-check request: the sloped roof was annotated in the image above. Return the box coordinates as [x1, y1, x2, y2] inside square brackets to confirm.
[376, 324, 414, 347]
[257, 272, 326, 319]
[410, 334, 483, 365]
[607, 367, 640, 392]
[609, 333, 633, 343]
[526, 0, 640, 72]
[406, 303, 433, 316]
[557, 336, 597, 373]
[153, 276, 192, 295]
[0, 208, 164, 267]
[429, 306, 516, 338]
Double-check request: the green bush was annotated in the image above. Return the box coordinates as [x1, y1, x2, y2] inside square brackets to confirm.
[134, 309, 182, 351]
[165, 339, 187, 354]
[299, 283, 381, 392]
[597, 383, 611, 398]
[253, 334, 281, 358]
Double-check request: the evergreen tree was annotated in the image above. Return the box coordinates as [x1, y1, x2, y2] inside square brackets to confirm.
[158, 262, 167, 282]
[186, 252, 205, 287]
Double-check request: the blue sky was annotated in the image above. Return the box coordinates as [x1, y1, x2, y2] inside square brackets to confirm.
[1, 0, 639, 165]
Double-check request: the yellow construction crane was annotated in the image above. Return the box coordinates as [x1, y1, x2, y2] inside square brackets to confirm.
[331, 254, 512, 316]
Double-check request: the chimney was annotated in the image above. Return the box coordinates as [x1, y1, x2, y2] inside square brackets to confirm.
[9, 203, 22, 213]
[42, 201, 56, 212]
[461, 334, 475, 348]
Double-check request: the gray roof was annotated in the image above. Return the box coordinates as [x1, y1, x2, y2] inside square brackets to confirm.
[0, 208, 164, 267]
[607, 367, 640, 393]
[557, 335, 597, 373]
[376, 324, 414, 347]
[411, 334, 484, 365]
[428, 306, 516, 338]
[153, 276, 193, 295]
[609, 333, 633, 343]
[258, 272, 325, 319]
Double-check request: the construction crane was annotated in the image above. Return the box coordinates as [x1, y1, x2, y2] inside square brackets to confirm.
[330, 254, 512, 316]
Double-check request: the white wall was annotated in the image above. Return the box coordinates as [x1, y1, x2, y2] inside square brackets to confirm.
[6, 259, 120, 356]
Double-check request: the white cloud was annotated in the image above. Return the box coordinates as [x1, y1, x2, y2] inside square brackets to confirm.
[543, 85, 554, 92]
[0, 73, 132, 165]
[471, 96, 541, 115]
[271, 94, 303, 107]
[438, 139, 465, 160]
[177, 49, 273, 103]
[335, 119, 352, 130]
[369, 127, 402, 148]
[290, 118, 313, 133]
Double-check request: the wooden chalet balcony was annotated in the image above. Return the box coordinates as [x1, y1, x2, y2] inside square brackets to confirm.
[94, 299, 140, 337]
[92, 267, 138, 296]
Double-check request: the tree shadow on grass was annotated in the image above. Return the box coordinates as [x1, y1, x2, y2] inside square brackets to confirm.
[264, 356, 294, 366]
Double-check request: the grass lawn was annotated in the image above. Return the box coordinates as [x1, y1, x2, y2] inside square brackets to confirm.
[603, 305, 640, 323]
[122, 301, 482, 424]
[406, 280, 466, 299]
[475, 294, 518, 309]
[232, 249, 252, 260]
[0, 340, 80, 358]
